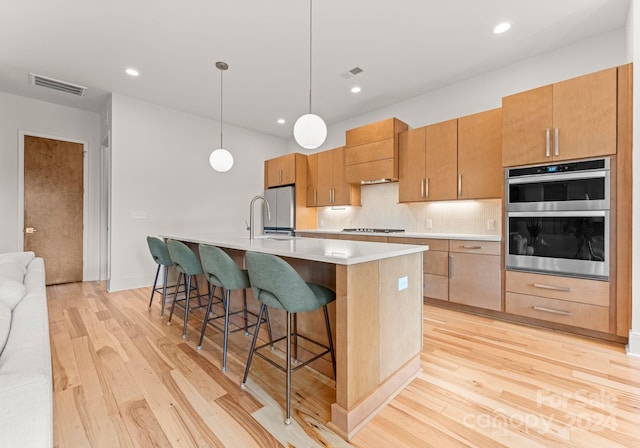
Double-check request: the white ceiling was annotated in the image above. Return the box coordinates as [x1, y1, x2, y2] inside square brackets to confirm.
[0, 0, 630, 139]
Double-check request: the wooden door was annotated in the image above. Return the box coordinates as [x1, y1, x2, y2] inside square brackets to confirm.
[425, 119, 457, 201]
[306, 153, 319, 206]
[448, 252, 501, 311]
[398, 127, 426, 203]
[502, 85, 553, 167]
[457, 108, 502, 199]
[24, 136, 84, 285]
[316, 150, 333, 206]
[552, 67, 617, 161]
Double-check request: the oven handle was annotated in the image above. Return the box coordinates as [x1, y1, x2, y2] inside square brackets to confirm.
[507, 170, 607, 184]
[507, 210, 607, 218]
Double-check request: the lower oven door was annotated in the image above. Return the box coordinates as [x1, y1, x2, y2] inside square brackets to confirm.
[506, 210, 609, 280]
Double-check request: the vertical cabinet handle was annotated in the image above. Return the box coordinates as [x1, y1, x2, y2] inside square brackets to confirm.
[545, 128, 551, 158]
[314, 190, 317, 205]
[425, 178, 429, 198]
[457, 174, 462, 197]
[554, 128, 559, 156]
[420, 178, 425, 198]
[449, 256, 454, 279]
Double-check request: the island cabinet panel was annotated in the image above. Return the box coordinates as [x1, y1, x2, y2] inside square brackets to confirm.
[502, 67, 617, 167]
[457, 108, 502, 200]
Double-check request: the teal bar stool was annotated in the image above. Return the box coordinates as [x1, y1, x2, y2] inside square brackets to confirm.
[166, 239, 207, 339]
[197, 244, 273, 372]
[146, 236, 174, 318]
[242, 251, 336, 425]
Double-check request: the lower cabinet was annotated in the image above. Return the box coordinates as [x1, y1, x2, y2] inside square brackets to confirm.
[505, 271, 610, 332]
[448, 240, 502, 311]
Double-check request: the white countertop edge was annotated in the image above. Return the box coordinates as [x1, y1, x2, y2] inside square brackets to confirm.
[160, 233, 428, 265]
[295, 229, 502, 242]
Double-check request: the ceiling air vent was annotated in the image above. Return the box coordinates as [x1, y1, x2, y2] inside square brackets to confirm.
[341, 66, 364, 79]
[29, 73, 87, 96]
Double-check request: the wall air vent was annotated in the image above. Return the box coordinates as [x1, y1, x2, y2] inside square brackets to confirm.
[29, 73, 87, 96]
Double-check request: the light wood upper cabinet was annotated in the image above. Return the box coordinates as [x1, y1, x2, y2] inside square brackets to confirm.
[307, 147, 360, 207]
[502, 67, 617, 167]
[399, 120, 458, 203]
[426, 119, 458, 201]
[265, 153, 296, 188]
[458, 108, 502, 199]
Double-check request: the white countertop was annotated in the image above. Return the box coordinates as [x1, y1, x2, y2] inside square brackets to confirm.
[295, 229, 502, 242]
[161, 233, 428, 266]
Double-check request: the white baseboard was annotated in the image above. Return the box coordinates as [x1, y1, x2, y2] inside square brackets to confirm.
[626, 330, 640, 357]
[107, 275, 155, 292]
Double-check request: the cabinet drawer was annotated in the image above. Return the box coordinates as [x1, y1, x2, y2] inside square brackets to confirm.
[505, 271, 609, 307]
[336, 234, 388, 243]
[346, 118, 400, 146]
[449, 240, 500, 255]
[505, 292, 609, 333]
[296, 232, 326, 239]
[345, 139, 395, 165]
[424, 273, 448, 301]
[424, 251, 449, 276]
[391, 237, 449, 252]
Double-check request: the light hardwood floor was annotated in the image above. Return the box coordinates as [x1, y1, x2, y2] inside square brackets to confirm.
[49, 282, 640, 447]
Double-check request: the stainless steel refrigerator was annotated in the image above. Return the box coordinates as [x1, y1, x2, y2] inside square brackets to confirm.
[263, 185, 295, 235]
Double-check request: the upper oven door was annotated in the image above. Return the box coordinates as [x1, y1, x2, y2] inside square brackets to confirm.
[506, 163, 610, 212]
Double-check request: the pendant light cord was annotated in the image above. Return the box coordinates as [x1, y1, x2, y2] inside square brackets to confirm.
[308, 0, 313, 114]
[220, 67, 224, 148]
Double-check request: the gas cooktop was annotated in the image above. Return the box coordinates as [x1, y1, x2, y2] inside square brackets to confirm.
[342, 228, 405, 233]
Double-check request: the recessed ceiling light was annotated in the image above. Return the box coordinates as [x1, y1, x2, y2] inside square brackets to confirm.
[351, 86, 361, 93]
[125, 68, 140, 76]
[277, 118, 286, 124]
[493, 22, 511, 34]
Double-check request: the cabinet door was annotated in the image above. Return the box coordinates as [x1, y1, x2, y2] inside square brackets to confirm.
[316, 150, 333, 206]
[552, 67, 617, 161]
[306, 153, 318, 206]
[458, 108, 502, 199]
[331, 146, 359, 206]
[502, 85, 553, 167]
[266, 154, 296, 187]
[425, 119, 457, 201]
[449, 252, 501, 311]
[398, 127, 426, 203]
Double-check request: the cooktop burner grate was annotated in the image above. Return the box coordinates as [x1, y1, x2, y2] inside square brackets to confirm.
[342, 228, 405, 233]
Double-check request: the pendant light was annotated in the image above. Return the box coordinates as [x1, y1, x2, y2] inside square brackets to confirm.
[293, 0, 327, 150]
[209, 61, 234, 172]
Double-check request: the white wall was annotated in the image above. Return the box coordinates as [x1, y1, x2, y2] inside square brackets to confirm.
[108, 94, 287, 291]
[0, 92, 102, 280]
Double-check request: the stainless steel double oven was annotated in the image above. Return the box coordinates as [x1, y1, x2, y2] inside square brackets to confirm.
[505, 158, 610, 280]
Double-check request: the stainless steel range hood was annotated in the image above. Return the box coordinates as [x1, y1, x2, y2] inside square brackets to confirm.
[360, 178, 394, 185]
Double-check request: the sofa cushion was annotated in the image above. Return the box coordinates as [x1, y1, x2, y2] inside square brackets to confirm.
[0, 252, 35, 268]
[0, 276, 26, 310]
[0, 302, 10, 356]
[0, 262, 26, 283]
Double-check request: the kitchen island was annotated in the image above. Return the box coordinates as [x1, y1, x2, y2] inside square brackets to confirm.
[162, 233, 427, 440]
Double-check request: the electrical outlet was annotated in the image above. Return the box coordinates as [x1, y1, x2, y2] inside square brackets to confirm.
[487, 219, 495, 230]
[131, 210, 148, 219]
[398, 276, 408, 291]
[425, 219, 433, 229]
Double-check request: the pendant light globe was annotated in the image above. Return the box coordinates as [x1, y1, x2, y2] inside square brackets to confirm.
[209, 148, 234, 172]
[294, 113, 327, 149]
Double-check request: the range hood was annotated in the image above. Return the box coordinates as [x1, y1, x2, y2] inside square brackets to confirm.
[344, 117, 408, 184]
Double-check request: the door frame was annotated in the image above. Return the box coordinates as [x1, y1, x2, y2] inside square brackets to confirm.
[18, 130, 90, 281]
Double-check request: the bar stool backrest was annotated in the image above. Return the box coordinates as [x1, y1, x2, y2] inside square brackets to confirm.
[166, 240, 204, 276]
[147, 236, 173, 267]
[198, 244, 249, 290]
[245, 251, 320, 314]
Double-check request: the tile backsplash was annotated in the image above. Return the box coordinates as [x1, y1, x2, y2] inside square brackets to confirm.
[316, 182, 502, 235]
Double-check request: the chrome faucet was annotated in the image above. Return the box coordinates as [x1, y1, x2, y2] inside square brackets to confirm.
[249, 195, 271, 240]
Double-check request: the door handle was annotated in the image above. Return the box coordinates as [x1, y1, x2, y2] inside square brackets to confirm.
[425, 178, 429, 198]
[420, 178, 425, 198]
[533, 305, 571, 316]
[545, 128, 551, 158]
[457, 174, 462, 197]
[532, 283, 572, 293]
[554, 128, 559, 157]
[314, 190, 317, 205]
[460, 245, 482, 250]
[25, 227, 37, 234]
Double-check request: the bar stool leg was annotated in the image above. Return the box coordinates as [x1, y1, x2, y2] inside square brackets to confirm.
[265, 308, 274, 349]
[241, 304, 266, 387]
[242, 289, 249, 335]
[160, 265, 169, 319]
[222, 288, 231, 372]
[148, 264, 161, 309]
[323, 305, 336, 378]
[197, 285, 217, 350]
[285, 311, 292, 425]
[292, 313, 298, 363]
[167, 273, 183, 325]
[182, 274, 192, 339]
